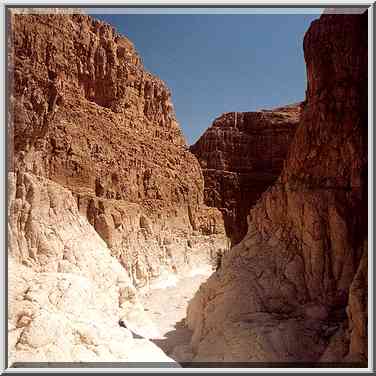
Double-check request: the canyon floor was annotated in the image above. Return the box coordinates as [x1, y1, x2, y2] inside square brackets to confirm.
[138, 266, 213, 362]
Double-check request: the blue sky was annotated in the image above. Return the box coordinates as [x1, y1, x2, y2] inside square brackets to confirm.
[91, 12, 321, 145]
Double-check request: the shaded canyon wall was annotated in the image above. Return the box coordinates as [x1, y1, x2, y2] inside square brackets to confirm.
[190, 104, 301, 245]
[187, 12, 368, 364]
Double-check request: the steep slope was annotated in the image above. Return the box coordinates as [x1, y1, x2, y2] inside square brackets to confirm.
[8, 172, 175, 364]
[190, 104, 301, 245]
[187, 12, 368, 364]
[8, 12, 228, 288]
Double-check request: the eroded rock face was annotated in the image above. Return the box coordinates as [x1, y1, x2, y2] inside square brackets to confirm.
[187, 12, 368, 363]
[190, 105, 300, 245]
[8, 11, 228, 288]
[8, 172, 175, 364]
[7, 11, 228, 364]
[9, 12, 193, 200]
[75, 193, 227, 288]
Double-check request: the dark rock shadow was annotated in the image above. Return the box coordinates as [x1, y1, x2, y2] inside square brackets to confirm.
[118, 319, 146, 339]
[150, 318, 193, 359]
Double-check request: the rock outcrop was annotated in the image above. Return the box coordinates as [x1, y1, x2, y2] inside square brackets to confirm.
[187, 12, 368, 364]
[8, 172, 174, 364]
[7, 11, 228, 364]
[8, 12, 228, 289]
[190, 105, 300, 245]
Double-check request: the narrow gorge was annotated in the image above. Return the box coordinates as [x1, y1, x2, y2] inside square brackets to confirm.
[187, 12, 368, 364]
[7, 9, 368, 368]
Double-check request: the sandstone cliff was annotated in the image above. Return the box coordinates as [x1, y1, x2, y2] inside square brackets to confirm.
[190, 104, 300, 245]
[8, 12, 228, 289]
[187, 12, 368, 364]
[7, 11, 228, 364]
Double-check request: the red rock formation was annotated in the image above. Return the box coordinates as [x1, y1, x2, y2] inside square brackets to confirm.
[9, 13, 193, 200]
[190, 104, 300, 245]
[7, 10, 231, 364]
[187, 12, 368, 364]
[8, 12, 228, 288]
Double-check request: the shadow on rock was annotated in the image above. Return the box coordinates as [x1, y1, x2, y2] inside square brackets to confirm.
[150, 318, 194, 362]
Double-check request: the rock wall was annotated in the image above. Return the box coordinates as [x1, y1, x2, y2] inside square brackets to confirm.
[190, 104, 300, 245]
[8, 172, 175, 364]
[9, 12, 195, 201]
[7, 11, 228, 364]
[75, 193, 226, 288]
[8, 12, 228, 289]
[187, 12, 368, 364]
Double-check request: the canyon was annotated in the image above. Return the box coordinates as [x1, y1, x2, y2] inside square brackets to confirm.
[7, 9, 368, 368]
[187, 12, 368, 364]
[8, 12, 228, 289]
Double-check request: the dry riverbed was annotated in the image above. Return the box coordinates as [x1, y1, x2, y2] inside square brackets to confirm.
[139, 266, 213, 362]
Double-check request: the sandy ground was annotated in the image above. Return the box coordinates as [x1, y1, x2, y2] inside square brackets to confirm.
[139, 266, 212, 361]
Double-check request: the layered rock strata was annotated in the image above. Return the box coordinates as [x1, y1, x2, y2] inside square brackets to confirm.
[8, 12, 228, 289]
[187, 12, 368, 364]
[190, 104, 301, 245]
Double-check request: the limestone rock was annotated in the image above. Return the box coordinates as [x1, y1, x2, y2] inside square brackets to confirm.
[190, 105, 300, 245]
[187, 12, 368, 363]
[75, 193, 227, 288]
[8, 172, 175, 364]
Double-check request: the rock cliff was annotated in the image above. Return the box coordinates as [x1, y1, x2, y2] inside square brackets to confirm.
[190, 104, 300, 245]
[7, 11, 228, 364]
[187, 12, 368, 364]
[8, 12, 228, 289]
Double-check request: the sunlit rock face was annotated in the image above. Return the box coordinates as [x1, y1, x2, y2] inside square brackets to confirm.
[9, 12, 196, 204]
[8, 11, 229, 289]
[8, 172, 175, 364]
[7, 11, 229, 364]
[190, 104, 301, 245]
[187, 12, 368, 364]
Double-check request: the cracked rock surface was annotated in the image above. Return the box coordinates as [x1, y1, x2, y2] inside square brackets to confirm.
[7, 11, 228, 365]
